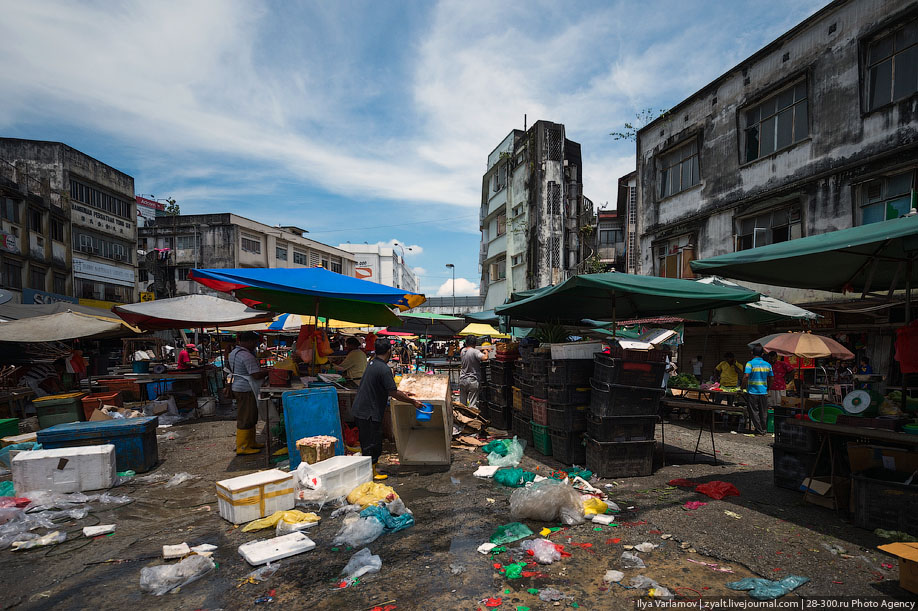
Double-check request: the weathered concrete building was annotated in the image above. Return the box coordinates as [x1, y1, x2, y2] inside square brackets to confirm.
[635, 0, 917, 307]
[596, 207, 626, 272]
[335, 243, 419, 293]
[138, 213, 356, 298]
[480, 120, 597, 310]
[0, 138, 137, 306]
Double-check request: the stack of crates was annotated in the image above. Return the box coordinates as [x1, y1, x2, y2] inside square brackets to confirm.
[585, 350, 666, 477]
[513, 360, 534, 444]
[486, 359, 515, 430]
[771, 408, 821, 490]
[544, 358, 592, 465]
[528, 353, 552, 455]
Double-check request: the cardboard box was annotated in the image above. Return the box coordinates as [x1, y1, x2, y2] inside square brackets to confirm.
[89, 409, 112, 421]
[780, 396, 821, 410]
[848, 443, 918, 475]
[801, 476, 850, 510]
[878, 542, 918, 594]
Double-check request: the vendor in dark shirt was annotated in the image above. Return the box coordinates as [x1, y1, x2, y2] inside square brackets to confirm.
[351, 339, 422, 481]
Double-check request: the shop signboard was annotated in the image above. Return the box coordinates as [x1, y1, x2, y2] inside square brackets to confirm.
[354, 256, 378, 281]
[22, 288, 78, 305]
[73, 257, 135, 287]
[140, 291, 155, 302]
[0, 230, 18, 254]
[786, 355, 816, 369]
[135, 196, 165, 228]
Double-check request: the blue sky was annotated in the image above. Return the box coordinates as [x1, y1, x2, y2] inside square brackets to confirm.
[0, 0, 827, 296]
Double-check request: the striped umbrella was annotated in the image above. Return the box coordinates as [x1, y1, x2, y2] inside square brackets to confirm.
[748, 332, 853, 359]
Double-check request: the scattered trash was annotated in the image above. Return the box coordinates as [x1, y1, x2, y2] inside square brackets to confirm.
[603, 570, 624, 583]
[482, 597, 502, 607]
[683, 501, 707, 510]
[486, 437, 525, 468]
[360, 505, 414, 533]
[582, 498, 608, 516]
[341, 548, 382, 580]
[695, 481, 740, 500]
[239, 532, 316, 565]
[521, 539, 562, 564]
[490, 522, 534, 545]
[592, 514, 615, 526]
[687, 558, 735, 573]
[875, 529, 918, 542]
[724, 511, 742, 520]
[821, 543, 847, 555]
[726, 576, 809, 600]
[164, 472, 196, 488]
[474, 465, 500, 478]
[494, 468, 536, 488]
[240, 563, 279, 585]
[242, 510, 320, 533]
[620, 551, 645, 569]
[163, 542, 191, 559]
[449, 563, 465, 575]
[478, 542, 498, 554]
[538, 588, 567, 601]
[83, 524, 116, 537]
[11, 530, 66, 550]
[660, 534, 672, 540]
[190, 543, 218, 555]
[509, 479, 584, 526]
[99, 492, 131, 505]
[346, 482, 398, 509]
[330, 504, 362, 519]
[332, 515, 386, 547]
[140, 554, 216, 595]
[635, 542, 658, 553]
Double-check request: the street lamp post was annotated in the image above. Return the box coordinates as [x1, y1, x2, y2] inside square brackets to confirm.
[445, 263, 455, 315]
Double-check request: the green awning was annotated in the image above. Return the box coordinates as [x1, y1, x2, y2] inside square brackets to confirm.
[690, 215, 918, 293]
[494, 272, 759, 323]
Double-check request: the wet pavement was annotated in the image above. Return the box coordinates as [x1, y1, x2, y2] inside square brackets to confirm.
[1, 411, 913, 610]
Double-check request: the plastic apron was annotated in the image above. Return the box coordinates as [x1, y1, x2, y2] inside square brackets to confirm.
[227, 347, 279, 426]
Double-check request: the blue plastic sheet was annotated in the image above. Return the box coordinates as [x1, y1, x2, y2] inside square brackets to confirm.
[283, 387, 345, 469]
[360, 505, 415, 533]
[727, 576, 809, 600]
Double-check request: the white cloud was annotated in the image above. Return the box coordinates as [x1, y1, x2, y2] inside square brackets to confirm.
[369, 239, 423, 256]
[412, 267, 427, 276]
[437, 277, 479, 297]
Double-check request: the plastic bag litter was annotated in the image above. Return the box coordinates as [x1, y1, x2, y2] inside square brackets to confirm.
[382, 497, 410, 517]
[620, 551, 645, 569]
[520, 539, 561, 564]
[12, 530, 66, 550]
[332, 515, 386, 547]
[23, 491, 90, 511]
[341, 547, 382, 579]
[134, 472, 171, 484]
[487, 437, 525, 468]
[603, 570, 624, 583]
[1, 531, 38, 549]
[635, 542, 658, 553]
[490, 522, 534, 545]
[46, 508, 89, 521]
[694, 480, 740, 500]
[244, 563, 279, 582]
[509, 479, 585, 525]
[276, 518, 318, 536]
[0, 507, 22, 525]
[139, 554, 215, 596]
[630, 575, 659, 589]
[164, 472, 196, 488]
[538, 588, 568, 602]
[293, 462, 331, 507]
[346, 482, 398, 509]
[726, 576, 809, 600]
[330, 504, 362, 519]
[481, 439, 511, 456]
[494, 468, 536, 488]
[0, 442, 40, 469]
[99, 492, 131, 505]
[0, 480, 15, 497]
[582, 497, 608, 515]
[360, 505, 414, 533]
[242, 510, 320, 533]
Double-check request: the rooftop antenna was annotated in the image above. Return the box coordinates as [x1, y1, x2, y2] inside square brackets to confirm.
[524, 114, 527, 132]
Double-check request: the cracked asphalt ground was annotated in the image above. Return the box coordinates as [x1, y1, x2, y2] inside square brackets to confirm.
[1, 410, 913, 610]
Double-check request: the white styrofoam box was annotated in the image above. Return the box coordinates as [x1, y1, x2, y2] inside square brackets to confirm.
[550, 341, 603, 360]
[215, 468, 294, 525]
[238, 532, 315, 565]
[83, 525, 116, 537]
[163, 542, 190, 559]
[307, 455, 372, 500]
[592, 514, 615, 525]
[12, 445, 117, 493]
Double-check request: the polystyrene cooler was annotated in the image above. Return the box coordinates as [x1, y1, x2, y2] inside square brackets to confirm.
[391, 375, 452, 466]
[12, 445, 117, 493]
[215, 469, 294, 524]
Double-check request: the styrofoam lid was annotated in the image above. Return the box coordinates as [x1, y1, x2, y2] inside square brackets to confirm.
[216, 468, 291, 491]
[11, 444, 115, 462]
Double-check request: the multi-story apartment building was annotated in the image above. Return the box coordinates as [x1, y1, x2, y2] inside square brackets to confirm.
[0, 138, 137, 307]
[336, 243, 419, 293]
[596, 208, 627, 272]
[138, 213, 357, 298]
[479, 120, 596, 310]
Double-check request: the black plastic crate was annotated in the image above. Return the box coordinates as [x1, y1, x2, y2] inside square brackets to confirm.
[772, 444, 824, 491]
[593, 356, 667, 388]
[531, 374, 547, 400]
[587, 414, 656, 442]
[548, 359, 593, 385]
[607, 346, 667, 362]
[548, 384, 591, 405]
[521, 395, 533, 419]
[589, 379, 664, 417]
[550, 430, 586, 465]
[585, 437, 655, 478]
[488, 360, 516, 384]
[519, 379, 533, 398]
[489, 385, 509, 408]
[513, 412, 534, 445]
[529, 356, 549, 375]
[853, 469, 918, 533]
[773, 415, 818, 452]
[488, 403, 511, 430]
[547, 404, 588, 433]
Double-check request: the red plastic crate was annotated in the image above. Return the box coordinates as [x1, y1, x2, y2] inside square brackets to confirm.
[531, 396, 549, 426]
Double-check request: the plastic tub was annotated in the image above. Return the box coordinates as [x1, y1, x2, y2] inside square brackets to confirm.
[81, 391, 123, 421]
[585, 437, 655, 478]
[547, 404, 588, 433]
[773, 414, 818, 451]
[530, 375, 547, 399]
[550, 430, 586, 465]
[132, 361, 150, 374]
[586, 414, 656, 442]
[416, 403, 434, 422]
[32, 392, 86, 429]
[547, 359, 593, 385]
[903, 423, 918, 435]
[531, 421, 552, 455]
[589, 379, 664, 417]
[808, 404, 844, 424]
[547, 385, 591, 405]
[0, 418, 18, 438]
[511, 387, 523, 412]
[550, 341, 603, 360]
[489, 384, 510, 408]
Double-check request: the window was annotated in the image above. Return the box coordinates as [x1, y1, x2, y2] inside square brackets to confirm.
[53, 273, 66, 295]
[655, 235, 695, 279]
[69, 179, 131, 219]
[867, 18, 918, 111]
[512, 204, 524, 217]
[0, 198, 18, 223]
[29, 209, 42, 232]
[496, 213, 507, 237]
[859, 170, 916, 224]
[1, 259, 22, 289]
[659, 140, 700, 198]
[330, 256, 342, 274]
[241, 234, 261, 254]
[293, 250, 308, 265]
[736, 206, 802, 250]
[489, 257, 507, 283]
[511, 253, 524, 267]
[548, 182, 561, 215]
[74, 230, 132, 262]
[744, 80, 808, 163]
[176, 266, 192, 281]
[599, 222, 623, 245]
[29, 266, 45, 290]
[51, 218, 65, 242]
[309, 251, 321, 267]
[161, 236, 174, 250]
[176, 235, 198, 250]
[276, 246, 288, 261]
[320, 254, 329, 269]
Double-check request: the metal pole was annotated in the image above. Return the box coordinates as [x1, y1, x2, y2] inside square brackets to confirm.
[903, 261, 912, 414]
[452, 266, 456, 315]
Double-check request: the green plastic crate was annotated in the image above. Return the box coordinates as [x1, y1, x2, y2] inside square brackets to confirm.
[531, 421, 553, 456]
[0, 418, 18, 438]
[33, 392, 85, 430]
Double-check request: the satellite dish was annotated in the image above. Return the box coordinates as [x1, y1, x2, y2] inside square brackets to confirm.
[0, 290, 12, 305]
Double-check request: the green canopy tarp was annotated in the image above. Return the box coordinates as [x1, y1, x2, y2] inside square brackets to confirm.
[386, 311, 467, 336]
[689, 215, 918, 294]
[680, 277, 818, 325]
[494, 272, 759, 324]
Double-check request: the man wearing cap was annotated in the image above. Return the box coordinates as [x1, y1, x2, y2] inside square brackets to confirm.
[228, 331, 268, 454]
[351, 338, 423, 480]
[177, 344, 196, 370]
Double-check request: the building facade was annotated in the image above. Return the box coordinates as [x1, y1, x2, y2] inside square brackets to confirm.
[596, 208, 627, 272]
[634, 0, 917, 307]
[138, 213, 357, 298]
[0, 138, 137, 307]
[335, 243, 419, 293]
[410, 295, 484, 316]
[479, 120, 597, 310]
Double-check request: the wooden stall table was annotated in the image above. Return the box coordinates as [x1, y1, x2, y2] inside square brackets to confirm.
[661, 397, 750, 465]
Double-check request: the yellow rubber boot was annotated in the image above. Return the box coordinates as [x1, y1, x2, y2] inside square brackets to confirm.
[372, 464, 388, 481]
[249, 433, 265, 450]
[236, 429, 260, 455]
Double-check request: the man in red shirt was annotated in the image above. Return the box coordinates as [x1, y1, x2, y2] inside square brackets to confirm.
[767, 352, 794, 407]
[177, 344, 196, 369]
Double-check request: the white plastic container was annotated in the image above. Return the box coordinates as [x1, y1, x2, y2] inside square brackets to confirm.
[12, 445, 117, 493]
[307, 455, 372, 499]
[550, 341, 603, 360]
[238, 532, 315, 565]
[215, 468, 294, 525]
